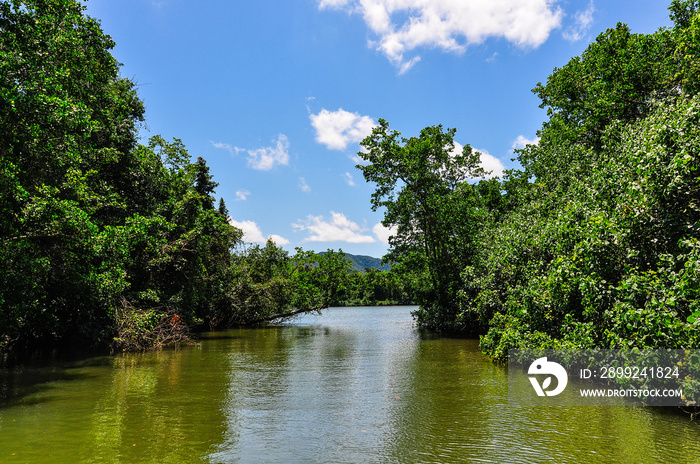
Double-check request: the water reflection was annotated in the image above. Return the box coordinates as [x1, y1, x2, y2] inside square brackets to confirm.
[0, 347, 230, 463]
[0, 307, 698, 463]
[208, 308, 700, 464]
[211, 311, 422, 463]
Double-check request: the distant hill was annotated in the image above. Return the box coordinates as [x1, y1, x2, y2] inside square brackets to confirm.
[319, 252, 390, 272]
[345, 253, 390, 272]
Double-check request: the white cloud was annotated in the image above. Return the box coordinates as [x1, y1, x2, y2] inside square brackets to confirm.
[299, 177, 312, 192]
[452, 142, 504, 179]
[310, 108, 376, 150]
[476, 148, 505, 179]
[293, 211, 376, 243]
[397, 56, 422, 75]
[563, 1, 595, 42]
[511, 135, 540, 151]
[235, 190, 250, 201]
[268, 234, 291, 246]
[229, 219, 289, 245]
[237, 134, 290, 171]
[319, 0, 564, 73]
[211, 141, 235, 155]
[229, 219, 265, 242]
[373, 222, 397, 244]
[350, 153, 365, 165]
[318, 0, 351, 7]
[343, 172, 355, 186]
[213, 135, 290, 170]
[246, 134, 290, 170]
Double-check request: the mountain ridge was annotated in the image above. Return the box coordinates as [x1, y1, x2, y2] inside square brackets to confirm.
[319, 252, 390, 272]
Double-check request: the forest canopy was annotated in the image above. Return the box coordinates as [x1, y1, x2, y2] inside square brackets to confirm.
[2, 0, 699, 365]
[0, 0, 400, 354]
[357, 0, 700, 361]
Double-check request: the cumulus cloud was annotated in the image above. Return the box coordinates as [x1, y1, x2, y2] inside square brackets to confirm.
[511, 135, 540, 151]
[212, 135, 290, 170]
[299, 177, 312, 192]
[229, 219, 290, 245]
[563, 1, 595, 42]
[476, 148, 505, 179]
[310, 108, 376, 150]
[343, 172, 355, 186]
[235, 190, 250, 201]
[373, 222, 397, 244]
[268, 234, 291, 245]
[240, 134, 290, 170]
[319, 0, 564, 73]
[293, 211, 376, 243]
[452, 142, 505, 179]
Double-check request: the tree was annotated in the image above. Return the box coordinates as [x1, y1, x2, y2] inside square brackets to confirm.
[0, 1, 248, 352]
[288, 248, 351, 315]
[217, 198, 229, 218]
[473, 3, 700, 362]
[523, 22, 677, 190]
[193, 156, 218, 210]
[0, 0, 145, 350]
[670, 0, 700, 28]
[357, 119, 486, 331]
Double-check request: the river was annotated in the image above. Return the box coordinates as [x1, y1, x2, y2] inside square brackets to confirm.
[0, 306, 698, 463]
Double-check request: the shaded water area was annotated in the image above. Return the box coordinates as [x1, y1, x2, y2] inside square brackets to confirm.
[1, 306, 699, 463]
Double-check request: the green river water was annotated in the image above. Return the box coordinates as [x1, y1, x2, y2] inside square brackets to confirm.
[1, 306, 699, 463]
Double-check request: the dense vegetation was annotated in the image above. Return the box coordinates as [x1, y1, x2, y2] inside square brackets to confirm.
[3, 0, 699, 369]
[359, 0, 700, 361]
[0, 0, 410, 355]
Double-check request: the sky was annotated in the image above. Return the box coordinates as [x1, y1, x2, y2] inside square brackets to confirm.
[83, 0, 673, 258]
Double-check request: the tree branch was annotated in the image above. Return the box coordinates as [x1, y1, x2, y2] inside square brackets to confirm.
[248, 305, 327, 324]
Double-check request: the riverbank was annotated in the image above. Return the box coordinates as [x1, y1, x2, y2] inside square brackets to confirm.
[2, 306, 699, 463]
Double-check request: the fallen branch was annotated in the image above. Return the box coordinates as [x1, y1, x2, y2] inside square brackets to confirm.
[248, 305, 327, 324]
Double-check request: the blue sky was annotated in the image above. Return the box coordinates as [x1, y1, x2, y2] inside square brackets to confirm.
[84, 0, 673, 258]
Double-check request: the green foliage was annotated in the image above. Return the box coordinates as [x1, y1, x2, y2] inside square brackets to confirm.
[349, 3, 700, 385]
[0, 0, 145, 350]
[670, 0, 700, 28]
[357, 120, 491, 332]
[0, 0, 331, 354]
[474, 91, 700, 359]
[469, 6, 700, 363]
[6, 0, 700, 374]
[222, 244, 361, 325]
[341, 268, 414, 307]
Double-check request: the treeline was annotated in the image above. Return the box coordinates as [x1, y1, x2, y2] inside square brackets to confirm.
[358, 0, 700, 360]
[0, 0, 408, 355]
[229, 245, 413, 311]
[333, 267, 414, 307]
[4, 0, 699, 361]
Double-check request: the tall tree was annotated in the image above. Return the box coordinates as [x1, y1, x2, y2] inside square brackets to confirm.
[473, 2, 700, 362]
[0, 0, 145, 349]
[357, 119, 486, 331]
[193, 156, 218, 210]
